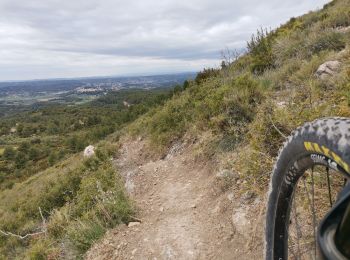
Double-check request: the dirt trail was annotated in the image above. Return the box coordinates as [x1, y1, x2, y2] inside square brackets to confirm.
[86, 137, 264, 260]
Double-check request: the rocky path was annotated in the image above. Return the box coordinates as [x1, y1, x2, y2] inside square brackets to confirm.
[86, 138, 264, 260]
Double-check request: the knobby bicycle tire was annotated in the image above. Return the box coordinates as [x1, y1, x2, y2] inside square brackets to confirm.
[265, 117, 350, 259]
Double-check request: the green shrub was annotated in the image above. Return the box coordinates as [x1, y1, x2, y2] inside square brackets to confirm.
[0, 145, 133, 258]
[301, 10, 329, 28]
[74, 161, 125, 216]
[248, 102, 289, 158]
[3, 147, 15, 160]
[261, 58, 302, 90]
[273, 33, 304, 63]
[322, 0, 350, 28]
[66, 219, 106, 254]
[275, 17, 304, 37]
[307, 30, 346, 55]
[146, 93, 193, 148]
[131, 73, 265, 152]
[26, 238, 59, 260]
[195, 68, 220, 84]
[247, 28, 275, 74]
[47, 206, 72, 238]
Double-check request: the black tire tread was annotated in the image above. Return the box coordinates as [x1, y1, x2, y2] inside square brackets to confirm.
[265, 117, 350, 260]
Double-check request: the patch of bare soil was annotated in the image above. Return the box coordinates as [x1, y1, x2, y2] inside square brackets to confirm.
[85, 137, 264, 260]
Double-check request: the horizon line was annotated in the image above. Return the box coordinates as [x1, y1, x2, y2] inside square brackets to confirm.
[0, 71, 198, 84]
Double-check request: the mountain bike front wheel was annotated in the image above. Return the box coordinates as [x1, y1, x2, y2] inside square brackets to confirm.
[265, 117, 350, 260]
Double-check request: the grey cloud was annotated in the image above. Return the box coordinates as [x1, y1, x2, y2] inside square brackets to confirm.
[0, 0, 329, 80]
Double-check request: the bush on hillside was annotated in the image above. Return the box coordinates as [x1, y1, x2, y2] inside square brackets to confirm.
[247, 28, 275, 74]
[131, 73, 264, 152]
[322, 0, 350, 28]
[66, 219, 106, 254]
[195, 68, 220, 84]
[0, 144, 133, 258]
[307, 30, 346, 55]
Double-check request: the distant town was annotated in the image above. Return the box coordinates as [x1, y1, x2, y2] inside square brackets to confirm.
[0, 72, 195, 109]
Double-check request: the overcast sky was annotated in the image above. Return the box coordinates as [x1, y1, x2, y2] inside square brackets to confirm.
[0, 0, 329, 81]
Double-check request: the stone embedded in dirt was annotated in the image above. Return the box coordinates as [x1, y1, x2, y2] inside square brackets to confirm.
[83, 145, 95, 157]
[124, 171, 136, 194]
[128, 222, 141, 227]
[232, 207, 249, 236]
[190, 204, 197, 209]
[215, 169, 239, 180]
[315, 60, 341, 79]
[165, 141, 185, 159]
[215, 169, 230, 178]
[227, 193, 234, 202]
[240, 191, 256, 203]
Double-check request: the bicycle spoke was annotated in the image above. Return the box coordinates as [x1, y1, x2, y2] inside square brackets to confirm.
[326, 167, 333, 207]
[302, 177, 314, 260]
[292, 199, 302, 259]
[310, 167, 317, 260]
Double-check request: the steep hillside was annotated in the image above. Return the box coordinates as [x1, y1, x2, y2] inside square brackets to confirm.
[0, 89, 176, 259]
[129, 0, 350, 192]
[86, 1, 350, 259]
[0, 88, 173, 190]
[0, 0, 349, 259]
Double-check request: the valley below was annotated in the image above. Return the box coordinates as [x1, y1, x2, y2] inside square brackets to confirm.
[0, 73, 194, 116]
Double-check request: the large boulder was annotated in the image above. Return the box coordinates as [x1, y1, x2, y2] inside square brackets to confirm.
[315, 60, 341, 79]
[83, 145, 95, 157]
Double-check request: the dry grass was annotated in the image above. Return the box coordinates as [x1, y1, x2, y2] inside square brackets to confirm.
[0, 140, 133, 258]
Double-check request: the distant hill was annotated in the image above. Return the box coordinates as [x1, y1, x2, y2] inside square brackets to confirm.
[0, 72, 196, 94]
[0, 72, 196, 111]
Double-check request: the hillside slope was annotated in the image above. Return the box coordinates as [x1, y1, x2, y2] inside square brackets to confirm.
[89, 0, 350, 258]
[0, 0, 349, 259]
[0, 90, 175, 259]
[129, 0, 350, 191]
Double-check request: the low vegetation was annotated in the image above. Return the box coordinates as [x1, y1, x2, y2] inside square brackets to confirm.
[130, 0, 350, 188]
[0, 141, 133, 259]
[0, 88, 173, 189]
[0, 0, 349, 258]
[0, 88, 177, 258]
